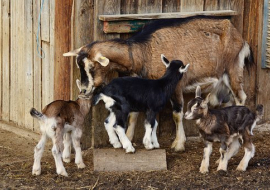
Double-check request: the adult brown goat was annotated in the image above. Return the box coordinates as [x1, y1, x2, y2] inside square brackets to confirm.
[64, 16, 254, 152]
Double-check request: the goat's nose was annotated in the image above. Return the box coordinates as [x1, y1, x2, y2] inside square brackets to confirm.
[81, 89, 86, 94]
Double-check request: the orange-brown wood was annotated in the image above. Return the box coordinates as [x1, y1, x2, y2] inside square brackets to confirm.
[54, 0, 73, 100]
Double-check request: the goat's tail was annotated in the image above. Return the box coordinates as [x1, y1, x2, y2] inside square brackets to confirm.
[30, 108, 45, 120]
[256, 104, 264, 121]
[241, 41, 255, 74]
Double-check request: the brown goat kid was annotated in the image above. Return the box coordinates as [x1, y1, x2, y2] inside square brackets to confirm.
[30, 80, 90, 177]
[184, 86, 263, 173]
[64, 16, 253, 152]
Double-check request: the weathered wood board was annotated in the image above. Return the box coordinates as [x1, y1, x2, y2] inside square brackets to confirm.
[93, 148, 167, 172]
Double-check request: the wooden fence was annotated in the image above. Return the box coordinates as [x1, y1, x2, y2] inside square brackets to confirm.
[0, 0, 55, 132]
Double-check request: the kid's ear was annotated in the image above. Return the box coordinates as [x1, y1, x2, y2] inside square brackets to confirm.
[201, 93, 210, 108]
[161, 54, 170, 68]
[195, 86, 201, 98]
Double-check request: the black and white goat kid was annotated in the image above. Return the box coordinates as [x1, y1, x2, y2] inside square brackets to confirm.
[184, 86, 263, 173]
[93, 55, 189, 153]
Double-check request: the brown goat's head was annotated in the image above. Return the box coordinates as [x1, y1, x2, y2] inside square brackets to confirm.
[184, 86, 210, 120]
[64, 42, 112, 96]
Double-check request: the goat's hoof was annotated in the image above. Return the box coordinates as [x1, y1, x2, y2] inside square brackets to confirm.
[63, 157, 71, 163]
[199, 167, 209, 174]
[77, 162, 86, 169]
[145, 143, 154, 150]
[125, 146, 135, 153]
[112, 141, 122, 148]
[236, 166, 246, 171]
[153, 142, 160, 149]
[58, 170, 68, 177]
[32, 169, 41, 176]
[171, 140, 186, 152]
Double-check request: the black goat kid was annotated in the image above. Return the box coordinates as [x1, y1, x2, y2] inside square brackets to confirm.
[184, 86, 263, 173]
[93, 55, 189, 153]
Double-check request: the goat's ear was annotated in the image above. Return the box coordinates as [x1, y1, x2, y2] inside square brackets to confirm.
[76, 79, 82, 92]
[95, 53, 109, 67]
[201, 93, 211, 108]
[63, 47, 82, 57]
[161, 54, 170, 68]
[195, 86, 201, 98]
[179, 63, 190, 73]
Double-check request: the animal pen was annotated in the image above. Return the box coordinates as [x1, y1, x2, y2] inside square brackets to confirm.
[0, 0, 269, 151]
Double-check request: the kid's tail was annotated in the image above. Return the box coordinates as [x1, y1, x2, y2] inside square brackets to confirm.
[30, 108, 45, 120]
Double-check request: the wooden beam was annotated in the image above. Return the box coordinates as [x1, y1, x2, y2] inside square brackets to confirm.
[54, 0, 73, 100]
[99, 10, 237, 21]
[93, 149, 167, 172]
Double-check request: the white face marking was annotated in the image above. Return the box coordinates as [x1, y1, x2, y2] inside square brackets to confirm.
[184, 104, 197, 120]
[82, 58, 95, 94]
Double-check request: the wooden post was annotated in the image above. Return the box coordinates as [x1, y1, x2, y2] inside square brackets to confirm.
[54, 0, 73, 101]
[71, 0, 93, 150]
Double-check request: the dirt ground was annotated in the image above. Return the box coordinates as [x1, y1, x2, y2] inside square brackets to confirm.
[1, 127, 270, 190]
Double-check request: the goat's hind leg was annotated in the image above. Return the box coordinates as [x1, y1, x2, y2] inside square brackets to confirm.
[32, 133, 47, 175]
[71, 128, 86, 169]
[236, 135, 255, 171]
[62, 132, 72, 163]
[143, 111, 157, 150]
[51, 139, 68, 177]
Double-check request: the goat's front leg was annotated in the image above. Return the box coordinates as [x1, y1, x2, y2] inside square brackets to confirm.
[115, 125, 135, 153]
[71, 128, 86, 169]
[143, 111, 157, 150]
[105, 112, 122, 148]
[32, 133, 47, 176]
[171, 91, 186, 152]
[62, 132, 72, 163]
[51, 138, 68, 177]
[200, 141, 213, 174]
[126, 112, 139, 141]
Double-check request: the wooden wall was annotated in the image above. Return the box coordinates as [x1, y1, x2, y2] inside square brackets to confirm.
[0, 0, 55, 132]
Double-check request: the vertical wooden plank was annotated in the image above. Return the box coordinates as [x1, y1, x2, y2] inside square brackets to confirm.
[0, 0, 2, 120]
[2, 0, 10, 122]
[17, 0, 25, 127]
[162, 0, 181, 12]
[230, 0, 244, 35]
[180, 0, 204, 12]
[50, 0, 55, 103]
[219, 0, 231, 10]
[246, 0, 270, 119]
[72, 0, 93, 149]
[24, 0, 34, 130]
[204, 0, 219, 11]
[138, 0, 162, 14]
[41, 0, 50, 42]
[33, 0, 42, 132]
[41, 0, 51, 108]
[92, 0, 120, 147]
[54, 0, 73, 101]
[42, 42, 51, 108]
[10, 0, 18, 124]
